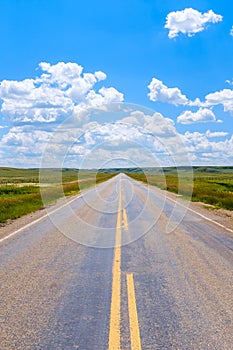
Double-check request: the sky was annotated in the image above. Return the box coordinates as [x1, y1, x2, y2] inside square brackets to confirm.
[0, 0, 233, 168]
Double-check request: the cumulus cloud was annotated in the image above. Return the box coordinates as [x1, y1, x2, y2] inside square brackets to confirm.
[0, 62, 125, 167]
[230, 26, 233, 36]
[182, 131, 233, 164]
[205, 89, 233, 113]
[177, 108, 217, 124]
[164, 82, 233, 115]
[165, 8, 223, 39]
[148, 78, 189, 105]
[0, 61, 124, 123]
[85, 87, 124, 107]
[119, 110, 177, 139]
[47, 108, 232, 167]
[0, 126, 51, 166]
[74, 110, 192, 168]
[38, 62, 84, 86]
[2, 126, 49, 147]
[69, 111, 177, 154]
[147, 71, 233, 119]
[0, 80, 74, 123]
[148, 77, 233, 116]
[147, 78, 204, 107]
[0, 105, 181, 167]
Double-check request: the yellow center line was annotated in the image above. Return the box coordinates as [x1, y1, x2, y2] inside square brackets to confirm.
[123, 208, 128, 231]
[126, 273, 142, 350]
[108, 182, 122, 350]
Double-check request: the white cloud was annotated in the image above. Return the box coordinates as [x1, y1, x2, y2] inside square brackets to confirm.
[165, 8, 223, 39]
[1, 126, 50, 145]
[147, 76, 233, 119]
[148, 78, 189, 105]
[67, 118, 180, 168]
[230, 26, 233, 36]
[78, 147, 157, 169]
[46, 110, 232, 167]
[85, 87, 124, 107]
[0, 62, 125, 167]
[205, 89, 233, 113]
[147, 78, 233, 115]
[0, 81, 74, 123]
[147, 79, 233, 115]
[0, 79, 35, 98]
[182, 131, 233, 164]
[0, 126, 51, 159]
[1, 106, 231, 167]
[0, 107, 178, 167]
[120, 110, 177, 138]
[147, 77, 204, 107]
[206, 130, 228, 138]
[177, 108, 217, 124]
[0, 61, 124, 123]
[225, 79, 233, 86]
[38, 61, 84, 87]
[83, 123, 144, 147]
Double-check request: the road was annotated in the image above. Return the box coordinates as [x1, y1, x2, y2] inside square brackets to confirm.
[1, 173, 233, 349]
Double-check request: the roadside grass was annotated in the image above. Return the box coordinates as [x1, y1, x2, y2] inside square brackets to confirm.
[0, 171, 115, 223]
[0, 167, 95, 184]
[192, 175, 233, 210]
[1, 166, 232, 223]
[127, 171, 233, 211]
[0, 167, 40, 184]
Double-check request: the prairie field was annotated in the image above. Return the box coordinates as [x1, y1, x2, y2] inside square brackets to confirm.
[0, 166, 232, 224]
[127, 166, 233, 211]
[0, 168, 114, 223]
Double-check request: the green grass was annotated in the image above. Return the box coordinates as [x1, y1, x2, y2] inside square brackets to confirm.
[1, 166, 232, 223]
[0, 167, 97, 184]
[0, 168, 40, 184]
[0, 169, 114, 223]
[127, 169, 233, 211]
[192, 175, 233, 210]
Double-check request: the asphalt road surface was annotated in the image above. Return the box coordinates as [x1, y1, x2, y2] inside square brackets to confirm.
[1, 174, 233, 349]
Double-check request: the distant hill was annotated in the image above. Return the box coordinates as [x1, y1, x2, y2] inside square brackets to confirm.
[0, 165, 233, 182]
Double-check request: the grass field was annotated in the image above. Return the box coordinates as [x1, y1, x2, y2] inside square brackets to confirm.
[0, 166, 232, 224]
[127, 167, 233, 211]
[0, 167, 40, 184]
[0, 168, 114, 223]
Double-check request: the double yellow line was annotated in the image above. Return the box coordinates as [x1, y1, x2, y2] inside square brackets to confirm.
[108, 182, 142, 350]
[108, 186, 122, 349]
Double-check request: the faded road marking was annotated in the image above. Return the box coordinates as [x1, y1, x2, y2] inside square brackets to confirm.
[123, 208, 128, 231]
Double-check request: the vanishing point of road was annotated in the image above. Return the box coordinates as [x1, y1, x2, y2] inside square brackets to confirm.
[1, 174, 233, 349]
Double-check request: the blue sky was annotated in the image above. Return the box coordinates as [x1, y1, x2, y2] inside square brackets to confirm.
[0, 0, 232, 167]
